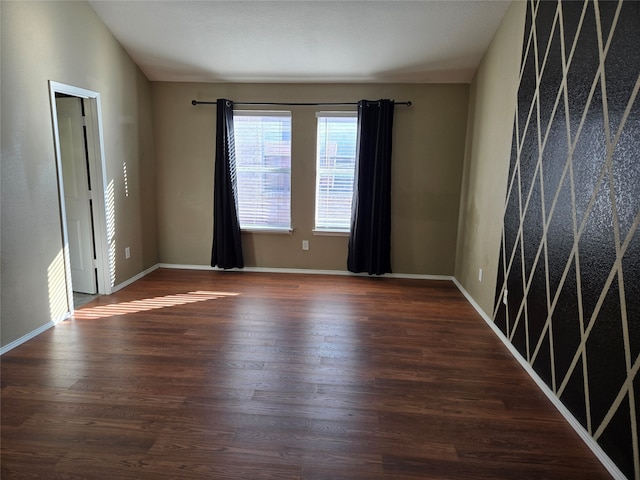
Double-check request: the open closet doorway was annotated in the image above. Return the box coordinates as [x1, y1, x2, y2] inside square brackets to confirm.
[49, 81, 113, 312]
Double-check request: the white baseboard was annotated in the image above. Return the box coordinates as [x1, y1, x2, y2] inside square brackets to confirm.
[158, 263, 454, 282]
[452, 278, 627, 480]
[0, 316, 67, 355]
[111, 264, 160, 293]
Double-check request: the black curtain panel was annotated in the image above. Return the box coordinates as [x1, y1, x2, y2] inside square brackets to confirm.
[211, 99, 244, 269]
[347, 99, 394, 275]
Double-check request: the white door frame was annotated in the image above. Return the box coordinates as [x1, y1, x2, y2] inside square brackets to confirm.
[49, 80, 113, 312]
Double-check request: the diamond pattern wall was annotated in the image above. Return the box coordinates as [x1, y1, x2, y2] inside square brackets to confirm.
[493, 1, 639, 478]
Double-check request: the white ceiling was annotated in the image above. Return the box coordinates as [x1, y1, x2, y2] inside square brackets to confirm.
[87, 0, 511, 84]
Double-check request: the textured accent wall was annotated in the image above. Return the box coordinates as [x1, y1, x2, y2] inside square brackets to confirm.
[493, 0, 639, 478]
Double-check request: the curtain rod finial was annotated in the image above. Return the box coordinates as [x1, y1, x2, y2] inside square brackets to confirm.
[192, 100, 198, 106]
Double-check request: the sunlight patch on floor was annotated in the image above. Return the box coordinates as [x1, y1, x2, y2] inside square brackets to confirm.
[73, 290, 239, 320]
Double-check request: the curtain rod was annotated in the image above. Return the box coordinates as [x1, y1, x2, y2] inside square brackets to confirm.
[191, 100, 412, 107]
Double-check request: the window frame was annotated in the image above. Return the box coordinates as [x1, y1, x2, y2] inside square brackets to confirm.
[233, 109, 293, 233]
[313, 110, 358, 235]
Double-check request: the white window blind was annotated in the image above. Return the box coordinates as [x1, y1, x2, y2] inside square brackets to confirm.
[315, 112, 358, 232]
[233, 111, 292, 230]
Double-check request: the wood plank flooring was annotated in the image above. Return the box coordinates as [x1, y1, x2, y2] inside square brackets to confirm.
[1, 269, 612, 479]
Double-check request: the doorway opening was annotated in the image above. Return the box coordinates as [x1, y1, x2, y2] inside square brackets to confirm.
[49, 81, 113, 312]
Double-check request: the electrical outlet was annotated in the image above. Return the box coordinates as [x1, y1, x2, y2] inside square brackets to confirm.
[302, 240, 309, 251]
[478, 268, 483, 282]
[503, 289, 508, 306]
[125, 247, 131, 259]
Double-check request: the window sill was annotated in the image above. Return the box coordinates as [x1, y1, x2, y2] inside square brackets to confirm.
[313, 229, 350, 237]
[241, 227, 293, 234]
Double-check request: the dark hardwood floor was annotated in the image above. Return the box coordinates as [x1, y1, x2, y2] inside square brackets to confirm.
[1, 269, 611, 479]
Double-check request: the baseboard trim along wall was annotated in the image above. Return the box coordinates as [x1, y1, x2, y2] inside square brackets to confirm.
[0, 316, 66, 356]
[111, 264, 160, 293]
[157, 263, 455, 282]
[453, 279, 626, 480]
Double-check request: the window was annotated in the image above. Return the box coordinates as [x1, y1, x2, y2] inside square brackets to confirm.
[315, 112, 358, 232]
[233, 110, 292, 231]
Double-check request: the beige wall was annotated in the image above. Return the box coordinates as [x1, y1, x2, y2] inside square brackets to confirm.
[152, 82, 469, 274]
[1, 1, 157, 348]
[454, 1, 526, 314]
